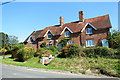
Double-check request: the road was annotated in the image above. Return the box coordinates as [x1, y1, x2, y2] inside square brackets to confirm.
[1, 63, 112, 78]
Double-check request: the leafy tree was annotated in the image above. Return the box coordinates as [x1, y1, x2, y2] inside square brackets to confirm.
[8, 35, 19, 49]
[108, 30, 120, 49]
[0, 32, 9, 48]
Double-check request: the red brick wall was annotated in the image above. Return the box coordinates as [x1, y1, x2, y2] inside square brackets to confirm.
[81, 25, 110, 47]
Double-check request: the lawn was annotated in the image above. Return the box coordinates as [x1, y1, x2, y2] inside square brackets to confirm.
[1, 56, 120, 77]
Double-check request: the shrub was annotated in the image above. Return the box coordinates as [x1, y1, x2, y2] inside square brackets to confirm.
[11, 44, 25, 58]
[83, 47, 116, 58]
[43, 46, 59, 56]
[0, 48, 7, 54]
[35, 48, 54, 58]
[34, 48, 45, 57]
[17, 47, 35, 62]
[12, 44, 25, 51]
[60, 44, 84, 58]
[83, 47, 95, 58]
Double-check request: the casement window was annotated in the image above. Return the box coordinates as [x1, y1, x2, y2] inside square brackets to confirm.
[30, 37, 34, 44]
[46, 43, 52, 47]
[65, 31, 70, 37]
[102, 39, 109, 47]
[86, 39, 94, 47]
[67, 41, 74, 44]
[48, 33, 52, 39]
[86, 28, 92, 34]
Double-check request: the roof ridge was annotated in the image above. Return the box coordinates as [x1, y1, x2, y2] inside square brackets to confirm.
[85, 14, 109, 20]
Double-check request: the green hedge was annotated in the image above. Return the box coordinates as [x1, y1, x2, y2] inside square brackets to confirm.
[60, 44, 84, 58]
[83, 47, 117, 58]
[34, 48, 53, 58]
[17, 47, 35, 62]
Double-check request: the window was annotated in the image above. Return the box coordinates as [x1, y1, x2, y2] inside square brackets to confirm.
[30, 37, 34, 44]
[65, 31, 70, 37]
[48, 33, 52, 39]
[67, 41, 74, 44]
[102, 39, 109, 47]
[46, 43, 52, 47]
[86, 28, 92, 34]
[86, 39, 94, 47]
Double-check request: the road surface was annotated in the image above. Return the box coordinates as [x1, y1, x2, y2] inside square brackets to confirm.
[0, 63, 113, 78]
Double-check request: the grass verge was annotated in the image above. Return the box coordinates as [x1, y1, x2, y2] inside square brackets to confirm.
[1, 56, 120, 77]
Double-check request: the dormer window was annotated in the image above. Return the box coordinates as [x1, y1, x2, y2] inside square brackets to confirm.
[65, 31, 70, 37]
[48, 33, 52, 39]
[86, 28, 92, 34]
[30, 37, 34, 44]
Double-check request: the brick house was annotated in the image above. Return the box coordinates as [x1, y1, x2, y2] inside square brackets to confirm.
[24, 11, 112, 50]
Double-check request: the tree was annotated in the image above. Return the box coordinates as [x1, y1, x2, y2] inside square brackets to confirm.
[8, 35, 19, 49]
[0, 32, 9, 48]
[108, 30, 120, 49]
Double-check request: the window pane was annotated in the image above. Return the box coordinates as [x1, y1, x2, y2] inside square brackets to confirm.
[86, 28, 92, 34]
[86, 39, 94, 47]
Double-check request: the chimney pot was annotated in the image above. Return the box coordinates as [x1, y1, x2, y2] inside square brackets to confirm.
[79, 11, 84, 22]
[60, 16, 64, 26]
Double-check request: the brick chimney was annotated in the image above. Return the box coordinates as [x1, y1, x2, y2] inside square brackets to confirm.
[79, 11, 84, 22]
[60, 16, 64, 26]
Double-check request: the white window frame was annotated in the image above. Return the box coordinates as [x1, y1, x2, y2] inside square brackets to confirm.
[86, 28, 92, 34]
[86, 39, 94, 47]
[65, 31, 70, 37]
[47, 33, 52, 39]
[102, 39, 109, 47]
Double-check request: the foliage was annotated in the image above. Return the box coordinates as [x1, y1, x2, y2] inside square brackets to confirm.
[17, 47, 35, 61]
[59, 37, 71, 47]
[40, 41, 46, 48]
[83, 47, 117, 58]
[43, 46, 59, 55]
[35, 48, 53, 58]
[12, 44, 25, 51]
[0, 32, 9, 48]
[108, 30, 120, 49]
[0, 48, 7, 53]
[60, 44, 84, 58]
[34, 48, 45, 57]
[8, 35, 19, 45]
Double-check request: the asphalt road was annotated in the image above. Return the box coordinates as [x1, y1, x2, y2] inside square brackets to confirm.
[1, 63, 113, 78]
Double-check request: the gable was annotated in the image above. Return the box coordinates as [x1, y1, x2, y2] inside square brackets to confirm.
[43, 30, 54, 37]
[60, 26, 73, 35]
[81, 23, 97, 32]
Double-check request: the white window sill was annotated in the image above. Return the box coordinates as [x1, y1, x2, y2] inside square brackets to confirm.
[86, 45, 95, 47]
[86, 33, 92, 35]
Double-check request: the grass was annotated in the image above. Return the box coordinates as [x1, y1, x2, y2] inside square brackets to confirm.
[1, 56, 120, 77]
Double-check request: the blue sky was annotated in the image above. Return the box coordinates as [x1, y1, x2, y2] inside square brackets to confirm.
[2, 2, 118, 42]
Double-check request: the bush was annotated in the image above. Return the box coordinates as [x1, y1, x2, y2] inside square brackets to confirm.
[34, 48, 45, 57]
[11, 44, 25, 58]
[35, 48, 54, 58]
[17, 47, 35, 62]
[60, 44, 84, 58]
[0, 48, 7, 54]
[43, 46, 59, 56]
[83, 47, 116, 58]
[12, 44, 25, 51]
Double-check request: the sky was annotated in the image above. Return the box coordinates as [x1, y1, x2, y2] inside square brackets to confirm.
[1, 2, 118, 42]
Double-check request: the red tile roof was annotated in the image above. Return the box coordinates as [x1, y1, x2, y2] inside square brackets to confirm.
[24, 14, 112, 42]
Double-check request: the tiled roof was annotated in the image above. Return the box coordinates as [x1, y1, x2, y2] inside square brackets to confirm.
[84, 14, 112, 29]
[25, 14, 112, 42]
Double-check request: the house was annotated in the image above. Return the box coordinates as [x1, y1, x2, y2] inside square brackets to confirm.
[24, 11, 112, 50]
